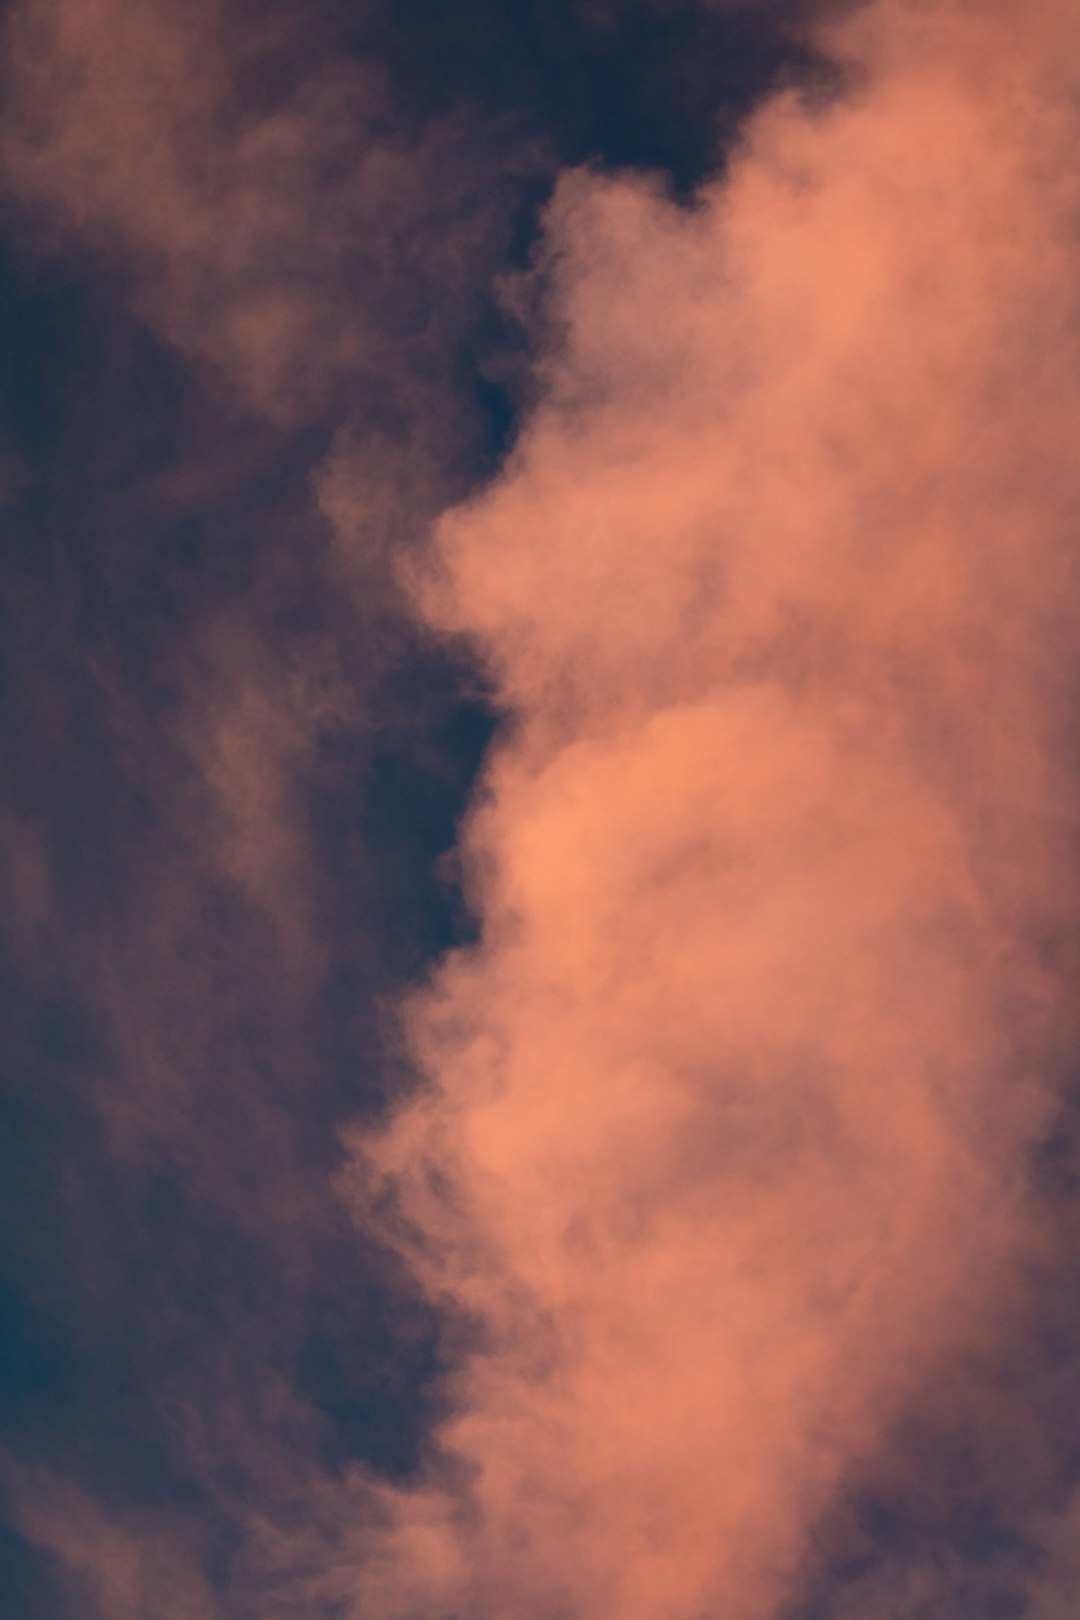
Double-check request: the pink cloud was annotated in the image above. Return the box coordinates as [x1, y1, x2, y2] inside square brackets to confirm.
[324, 4, 1080, 1617]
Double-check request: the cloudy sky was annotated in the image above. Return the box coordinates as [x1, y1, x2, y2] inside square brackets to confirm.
[3, 2, 1080, 1617]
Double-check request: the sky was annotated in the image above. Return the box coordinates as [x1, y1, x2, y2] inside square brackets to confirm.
[2, 1, 1080, 1617]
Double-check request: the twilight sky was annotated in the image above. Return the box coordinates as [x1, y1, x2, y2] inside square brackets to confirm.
[3, 2, 1080, 1618]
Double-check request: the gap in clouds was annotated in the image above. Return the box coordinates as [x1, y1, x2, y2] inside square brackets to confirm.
[340, 0, 835, 188]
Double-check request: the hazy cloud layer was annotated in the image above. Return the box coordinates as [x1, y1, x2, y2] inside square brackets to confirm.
[0, 0, 518, 1610]
[2, 0, 524, 426]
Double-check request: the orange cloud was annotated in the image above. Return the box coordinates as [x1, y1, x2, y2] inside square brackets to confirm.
[0, 0, 514, 1014]
[0, 0, 509, 426]
[2, 1467, 221, 1620]
[329, 3, 1080, 1617]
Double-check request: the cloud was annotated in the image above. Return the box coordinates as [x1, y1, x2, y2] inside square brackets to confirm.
[0, 0, 519, 428]
[0, 0, 529, 965]
[5, 0, 1080, 1616]
[0, 0, 509, 1605]
[318, 3, 1080, 1617]
[2, 1465, 224, 1620]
